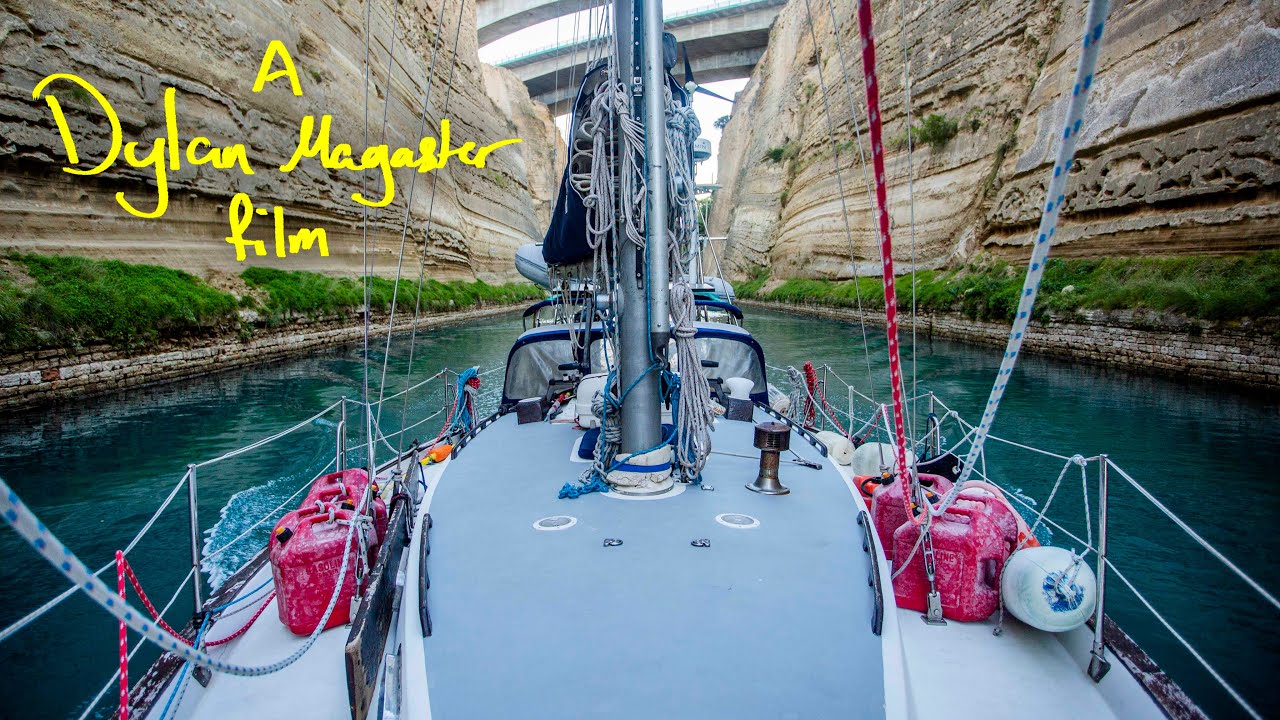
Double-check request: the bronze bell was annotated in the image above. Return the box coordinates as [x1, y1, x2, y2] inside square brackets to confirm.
[747, 422, 791, 495]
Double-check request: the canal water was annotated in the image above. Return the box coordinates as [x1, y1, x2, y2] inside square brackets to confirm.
[0, 308, 1275, 719]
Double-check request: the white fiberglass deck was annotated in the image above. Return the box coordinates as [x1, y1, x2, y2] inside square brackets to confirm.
[150, 411, 1169, 720]
[418, 409, 886, 718]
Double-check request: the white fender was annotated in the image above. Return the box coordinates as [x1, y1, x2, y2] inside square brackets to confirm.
[1001, 545, 1097, 632]
[574, 373, 608, 429]
[815, 431, 854, 465]
[848, 442, 916, 478]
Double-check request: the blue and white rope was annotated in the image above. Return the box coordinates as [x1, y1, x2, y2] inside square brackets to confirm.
[936, 0, 1110, 515]
[0, 474, 361, 677]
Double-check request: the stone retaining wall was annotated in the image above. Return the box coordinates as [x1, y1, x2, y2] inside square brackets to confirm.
[739, 300, 1280, 389]
[0, 305, 521, 412]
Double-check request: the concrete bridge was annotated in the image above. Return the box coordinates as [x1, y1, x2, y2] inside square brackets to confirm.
[480, 0, 784, 114]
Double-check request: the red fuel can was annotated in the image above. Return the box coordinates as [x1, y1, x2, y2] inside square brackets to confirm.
[305, 469, 371, 506]
[890, 505, 1005, 622]
[869, 473, 954, 562]
[269, 506, 369, 635]
[304, 468, 388, 544]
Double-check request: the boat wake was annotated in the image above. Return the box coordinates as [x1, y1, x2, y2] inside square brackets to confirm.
[202, 453, 332, 589]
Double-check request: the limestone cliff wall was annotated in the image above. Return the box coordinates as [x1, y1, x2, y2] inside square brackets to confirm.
[710, 0, 1280, 278]
[0, 0, 563, 280]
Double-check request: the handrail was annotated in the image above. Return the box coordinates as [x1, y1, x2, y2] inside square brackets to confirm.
[0, 469, 191, 644]
[193, 399, 344, 469]
[0, 370, 454, 645]
[770, 367, 1273, 716]
[2, 363, 1267, 719]
[1104, 559, 1261, 719]
[1106, 459, 1279, 613]
[75, 567, 196, 720]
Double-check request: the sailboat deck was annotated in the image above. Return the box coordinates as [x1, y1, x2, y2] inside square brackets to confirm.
[421, 409, 887, 718]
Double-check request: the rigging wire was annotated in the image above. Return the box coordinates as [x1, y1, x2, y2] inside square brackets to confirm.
[394, 0, 469, 458]
[799, 0, 874, 438]
[897, 0, 921, 449]
[820, 0, 884, 413]
[359, 0, 377, 483]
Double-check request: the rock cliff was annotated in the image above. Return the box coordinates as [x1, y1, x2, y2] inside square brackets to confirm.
[0, 0, 562, 280]
[709, 0, 1280, 278]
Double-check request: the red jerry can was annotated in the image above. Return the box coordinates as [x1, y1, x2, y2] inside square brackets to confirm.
[869, 473, 954, 562]
[269, 506, 370, 635]
[890, 504, 1006, 622]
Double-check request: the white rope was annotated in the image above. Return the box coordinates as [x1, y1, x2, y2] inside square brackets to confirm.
[671, 281, 714, 478]
[0, 469, 191, 644]
[1024, 454, 1089, 545]
[0, 473, 365, 677]
[941, 0, 1111, 513]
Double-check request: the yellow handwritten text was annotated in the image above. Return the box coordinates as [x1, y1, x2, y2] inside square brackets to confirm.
[225, 193, 328, 261]
[280, 117, 522, 208]
[33, 73, 255, 220]
[252, 40, 304, 97]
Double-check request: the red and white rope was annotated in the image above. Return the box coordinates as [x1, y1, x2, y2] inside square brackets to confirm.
[855, 0, 915, 523]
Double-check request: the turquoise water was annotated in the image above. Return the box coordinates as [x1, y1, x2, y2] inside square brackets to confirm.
[0, 308, 1275, 718]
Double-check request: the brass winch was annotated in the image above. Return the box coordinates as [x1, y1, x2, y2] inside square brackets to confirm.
[747, 422, 791, 495]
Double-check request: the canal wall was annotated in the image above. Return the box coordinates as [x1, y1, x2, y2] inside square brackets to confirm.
[0, 305, 521, 412]
[739, 300, 1280, 389]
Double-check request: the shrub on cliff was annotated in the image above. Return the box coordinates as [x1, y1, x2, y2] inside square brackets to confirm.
[893, 113, 959, 151]
[733, 251, 1280, 323]
[1, 254, 239, 351]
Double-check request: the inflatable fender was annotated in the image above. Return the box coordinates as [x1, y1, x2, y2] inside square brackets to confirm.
[574, 373, 608, 429]
[849, 442, 916, 478]
[815, 431, 854, 465]
[1001, 545, 1097, 632]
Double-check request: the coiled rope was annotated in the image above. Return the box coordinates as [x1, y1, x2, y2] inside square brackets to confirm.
[671, 280, 714, 479]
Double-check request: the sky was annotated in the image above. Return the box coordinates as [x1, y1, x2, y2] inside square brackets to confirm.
[477, 2, 751, 185]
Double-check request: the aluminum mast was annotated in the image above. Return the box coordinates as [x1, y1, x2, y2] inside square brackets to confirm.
[614, 0, 668, 454]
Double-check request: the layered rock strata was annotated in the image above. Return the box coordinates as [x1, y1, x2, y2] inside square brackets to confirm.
[0, 0, 562, 279]
[710, 0, 1280, 278]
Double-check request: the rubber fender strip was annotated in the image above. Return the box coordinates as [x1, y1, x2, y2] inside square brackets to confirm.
[857, 512, 884, 636]
[419, 513, 432, 637]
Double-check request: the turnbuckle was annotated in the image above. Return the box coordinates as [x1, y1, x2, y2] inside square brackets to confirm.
[921, 526, 947, 626]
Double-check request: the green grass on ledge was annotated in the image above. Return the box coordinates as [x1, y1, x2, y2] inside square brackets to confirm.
[0, 253, 543, 353]
[734, 252, 1280, 324]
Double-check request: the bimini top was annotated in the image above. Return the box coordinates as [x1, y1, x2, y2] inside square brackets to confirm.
[502, 321, 768, 406]
[693, 298, 744, 321]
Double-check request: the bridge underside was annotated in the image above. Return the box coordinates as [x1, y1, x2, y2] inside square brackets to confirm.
[532, 46, 762, 114]
[490, 0, 782, 115]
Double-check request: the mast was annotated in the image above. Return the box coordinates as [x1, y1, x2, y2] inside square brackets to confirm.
[615, 0, 668, 454]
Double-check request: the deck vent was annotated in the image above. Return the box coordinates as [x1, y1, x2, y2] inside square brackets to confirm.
[533, 515, 577, 531]
[715, 513, 760, 529]
[747, 422, 791, 495]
